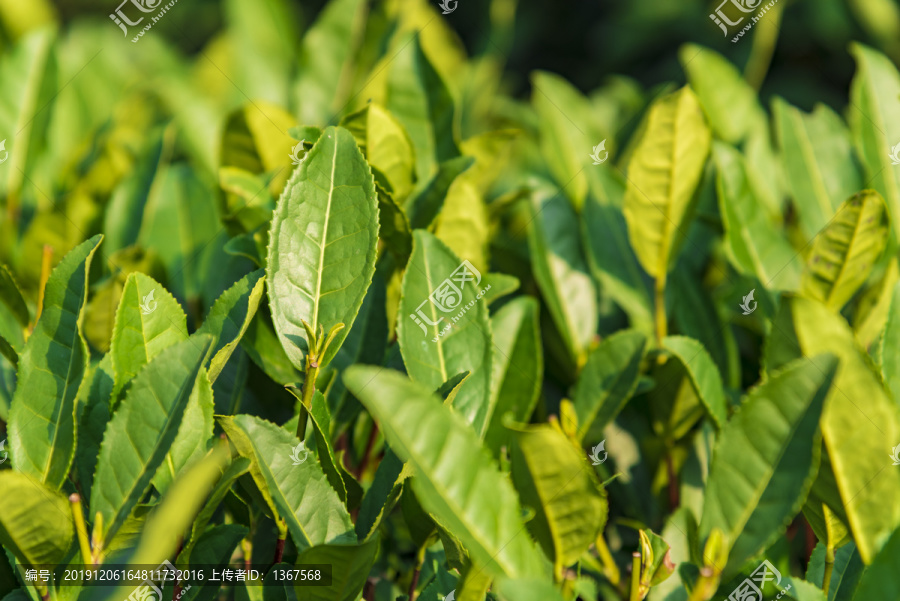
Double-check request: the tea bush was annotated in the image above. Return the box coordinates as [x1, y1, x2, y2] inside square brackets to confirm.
[1, 1, 900, 601]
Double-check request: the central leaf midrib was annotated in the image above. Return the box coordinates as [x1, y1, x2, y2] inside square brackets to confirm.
[312, 138, 340, 331]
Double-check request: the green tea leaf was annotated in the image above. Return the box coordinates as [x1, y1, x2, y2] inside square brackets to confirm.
[341, 103, 416, 201]
[293, 0, 367, 125]
[386, 32, 459, 181]
[218, 414, 355, 551]
[527, 182, 598, 366]
[406, 155, 474, 230]
[110, 273, 188, 401]
[8, 235, 101, 489]
[91, 335, 213, 546]
[773, 98, 862, 240]
[782, 297, 900, 563]
[0, 27, 56, 206]
[150, 368, 214, 496]
[679, 44, 765, 144]
[292, 538, 379, 601]
[700, 355, 837, 575]
[623, 86, 711, 281]
[800, 190, 889, 311]
[483, 297, 543, 455]
[851, 527, 900, 600]
[0, 264, 28, 327]
[0, 472, 73, 568]
[573, 330, 647, 442]
[196, 269, 266, 383]
[510, 424, 607, 571]
[713, 142, 802, 290]
[494, 577, 567, 601]
[530, 70, 596, 209]
[849, 44, 900, 238]
[582, 169, 653, 334]
[267, 125, 379, 370]
[662, 336, 727, 429]
[398, 231, 493, 433]
[343, 367, 546, 578]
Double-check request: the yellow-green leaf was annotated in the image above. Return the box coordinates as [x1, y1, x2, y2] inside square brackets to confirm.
[623, 86, 711, 280]
[800, 190, 889, 311]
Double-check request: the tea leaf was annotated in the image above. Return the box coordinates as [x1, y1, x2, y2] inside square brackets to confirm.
[91, 335, 213, 546]
[398, 231, 492, 433]
[527, 182, 598, 367]
[700, 355, 836, 575]
[573, 329, 647, 442]
[773, 98, 862, 240]
[341, 103, 417, 201]
[196, 269, 266, 383]
[344, 367, 546, 578]
[8, 235, 101, 489]
[386, 32, 459, 181]
[800, 190, 889, 311]
[293, 0, 367, 125]
[110, 272, 188, 402]
[848, 44, 900, 238]
[531, 70, 595, 209]
[483, 297, 543, 456]
[679, 44, 765, 144]
[218, 414, 355, 551]
[510, 424, 607, 572]
[623, 86, 711, 281]
[292, 538, 380, 601]
[582, 169, 653, 334]
[150, 368, 215, 496]
[713, 141, 802, 290]
[662, 335, 727, 429]
[267, 125, 379, 370]
[0, 472, 73, 568]
[783, 297, 900, 563]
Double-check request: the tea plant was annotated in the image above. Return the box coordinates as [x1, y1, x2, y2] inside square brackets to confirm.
[0, 1, 900, 601]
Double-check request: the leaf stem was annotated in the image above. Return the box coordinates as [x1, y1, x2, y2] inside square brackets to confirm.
[823, 504, 836, 595]
[595, 531, 620, 586]
[408, 544, 427, 601]
[356, 421, 379, 479]
[629, 552, 642, 601]
[69, 494, 93, 565]
[686, 567, 715, 601]
[665, 452, 679, 509]
[654, 274, 666, 347]
[273, 520, 287, 565]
